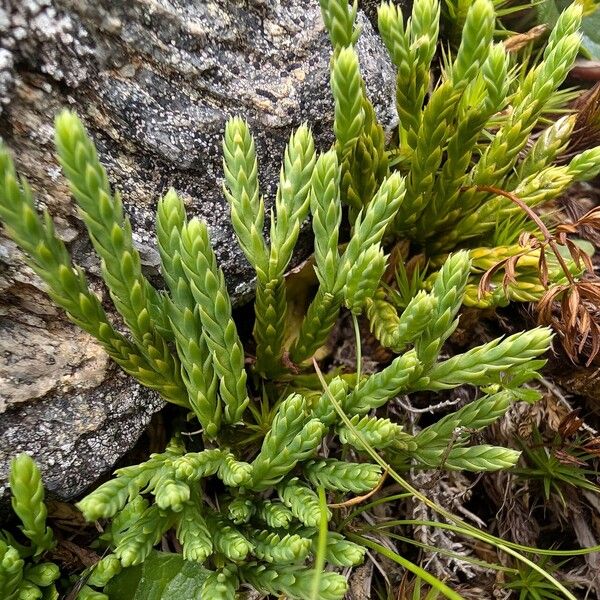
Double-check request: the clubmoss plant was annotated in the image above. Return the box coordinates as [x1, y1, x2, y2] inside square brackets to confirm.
[6, 0, 596, 594]
[0, 106, 554, 597]
[0, 454, 60, 600]
[321, 0, 600, 314]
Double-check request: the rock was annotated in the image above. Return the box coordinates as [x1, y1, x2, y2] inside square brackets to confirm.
[0, 0, 396, 503]
[0, 367, 164, 508]
[360, 0, 412, 26]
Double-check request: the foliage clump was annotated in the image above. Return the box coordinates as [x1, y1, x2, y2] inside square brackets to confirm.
[324, 0, 600, 363]
[1, 0, 598, 597]
[0, 108, 552, 598]
[0, 455, 59, 600]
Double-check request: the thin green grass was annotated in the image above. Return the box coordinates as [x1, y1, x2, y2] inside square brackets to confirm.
[310, 487, 329, 600]
[313, 359, 599, 599]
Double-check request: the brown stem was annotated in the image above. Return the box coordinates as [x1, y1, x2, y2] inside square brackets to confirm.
[472, 185, 575, 285]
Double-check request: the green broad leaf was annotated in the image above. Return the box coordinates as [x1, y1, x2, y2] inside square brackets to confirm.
[536, 0, 561, 30]
[508, 386, 543, 404]
[555, 238, 596, 260]
[104, 551, 210, 600]
[577, 7, 600, 60]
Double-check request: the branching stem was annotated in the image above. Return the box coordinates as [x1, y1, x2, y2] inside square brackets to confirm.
[471, 184, 575, 284]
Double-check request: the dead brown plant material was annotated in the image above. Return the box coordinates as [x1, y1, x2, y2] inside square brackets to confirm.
[563, 82, 600, 159]
[553, 410, 600, 463]
[558, 185, 600, 247]
[558, 409, 585, 439]
[537, 280, 600, 366]
[524, 404, 600, 469]
[48, 537, 101, 571]
[503, 24, 548, 53]
[473, 184, 600, 365]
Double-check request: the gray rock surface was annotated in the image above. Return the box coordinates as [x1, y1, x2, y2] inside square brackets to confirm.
[0, 0, 396, 503]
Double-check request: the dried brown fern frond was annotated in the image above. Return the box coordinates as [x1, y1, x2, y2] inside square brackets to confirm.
[537, 280, 600, 366]
[477, 187, 600, 365]
[541, 207, 600, 365]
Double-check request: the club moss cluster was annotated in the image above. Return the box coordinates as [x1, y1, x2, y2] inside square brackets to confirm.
[1, 0, 595, 598]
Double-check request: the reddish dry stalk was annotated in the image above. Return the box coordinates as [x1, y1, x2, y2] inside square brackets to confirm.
[470, 186, 600, 364]
[473, 184, 576, 284]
